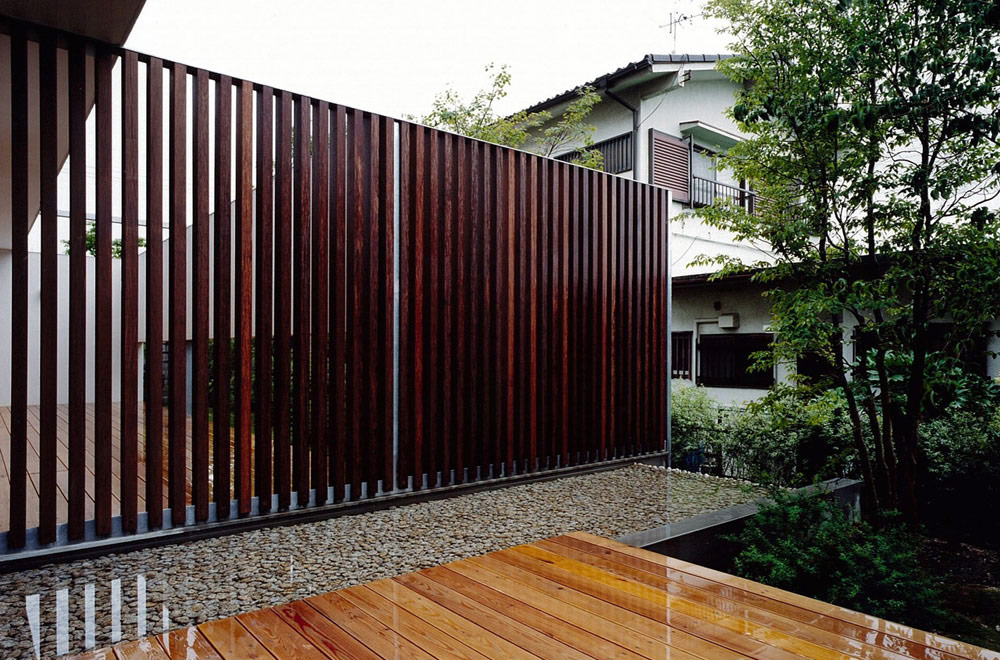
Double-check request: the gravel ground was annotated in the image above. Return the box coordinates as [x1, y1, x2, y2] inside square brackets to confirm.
[0, 463, 765, 659]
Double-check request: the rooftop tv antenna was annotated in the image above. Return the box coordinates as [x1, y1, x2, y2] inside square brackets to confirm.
[660, 11, 699, 54]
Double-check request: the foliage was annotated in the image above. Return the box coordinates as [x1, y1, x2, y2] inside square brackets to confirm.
[413, 63, 604, 170]
[918, 392, 1000, 546]
[670, 384, 723, 458]
[702, 0, 1000, 521]
[63, 222, 147, 259]
[720, 386, 857, 486]
[731, 490, 944, 627]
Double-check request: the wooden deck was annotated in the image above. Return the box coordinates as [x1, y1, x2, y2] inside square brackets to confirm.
[70, 532, 998, 660]
[0, 404, 241, 532]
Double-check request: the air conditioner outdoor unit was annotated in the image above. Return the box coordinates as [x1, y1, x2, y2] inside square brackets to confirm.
[718, 313, 740, 329]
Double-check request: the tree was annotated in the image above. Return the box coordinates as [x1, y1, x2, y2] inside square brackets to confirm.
[700, 0, 1000, 522]
[63, 222, 147, 259]
[413, 63, 604, 170]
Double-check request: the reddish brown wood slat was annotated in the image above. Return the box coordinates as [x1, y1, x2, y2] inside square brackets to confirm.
[255, 86, 275, 513]
[121, 50, 141, 533]
[274, 90, 294, 511]
[441, 132, 455, 484]
[311, 100, 331, 504]
[67, 43, 88, 541]
[528, 156, 539, 472]
[398, 122, 414, 488]
[379, 115, 395, 492]
[330, 105, 348, 501]
[191, 69, 211, 523]
[94, 49, 115, 538]
[234, 79, 254, 516]
[38, 38, 60, 545]
[515, 152, 528, 473]
[467, 140, 482, 474]
[347, 108, 365, 498]
[365, 113, 379, 495]
[504, 151, 516, 475]
[168, 62, 188, 526]
[293, 95, 312, 503]
[455, 137, 469, 482]
[145, 57, 165, 530]
[8, 30, 29, 551]
[213, 74, 233, 517]
[426, 129, 442, 487]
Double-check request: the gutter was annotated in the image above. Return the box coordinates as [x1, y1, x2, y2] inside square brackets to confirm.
[605, 88, 640, 182]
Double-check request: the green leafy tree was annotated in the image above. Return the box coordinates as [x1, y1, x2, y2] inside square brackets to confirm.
[413, 63, 604, 170]
[63, 222, 147, 258]
[701, 0, 1000, 521]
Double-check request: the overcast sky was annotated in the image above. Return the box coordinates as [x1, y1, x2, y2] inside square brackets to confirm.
[124, 0, 732, 120]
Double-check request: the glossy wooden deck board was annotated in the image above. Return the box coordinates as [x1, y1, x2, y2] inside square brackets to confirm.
[83, 534, 1000, 660]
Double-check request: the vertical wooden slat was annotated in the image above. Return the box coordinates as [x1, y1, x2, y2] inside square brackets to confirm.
[455, 137, 468, 481]
[380, 115, 395, 491]
[121, 50, 140, 533]
[145, 57, 164, 529]
[94, 49, 115, 538]
[38, 39, 59, 544]
[292, 95, 312, 503]
[515, 152, 528, 472]
[426, 129, 441, 486]
[347, 108, 364, 495]
[490, 146, 504, 473]
[192, 68, 211, 523]
[505, 151, 516, 474]
[468, 140, 482, 476]
[256, 86, 275, 513]
[274, 90, 293, 510]
[67, 43, 88, 541]
[441, 132, 454, 483]
[539, 160, 550, 468]
[528, 156, 539, 471]
[411, 125, 427, 488]
[398, 122, 413, 488]
[597, 172, 606, 460]
[234, 79, 253, 515]
[366, 113, 380, 494]
[480, 143, 494, 476]
[168, 62, 188, 526]
[311, 100, 330, 504]
[9, 33, 29, 549]
[213, 75, 232, 517]
[560, 164, 570, 467]
[330, 105, 348, 500]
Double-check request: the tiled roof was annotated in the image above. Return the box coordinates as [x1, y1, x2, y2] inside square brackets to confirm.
[520, 53, 733, 114]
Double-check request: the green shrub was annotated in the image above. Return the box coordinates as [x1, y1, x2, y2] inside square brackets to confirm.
[731, 490, 943, 628]
[918, 396, 1000, 547]
[718, 387, 857, 486]
[670, 384, 723, 459]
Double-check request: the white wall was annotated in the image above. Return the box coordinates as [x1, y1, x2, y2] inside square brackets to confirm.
[672, 281, 786, 407]
[0, 247, 132, 406]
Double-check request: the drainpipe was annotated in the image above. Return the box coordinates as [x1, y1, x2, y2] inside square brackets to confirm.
[605, 88, 640, 181]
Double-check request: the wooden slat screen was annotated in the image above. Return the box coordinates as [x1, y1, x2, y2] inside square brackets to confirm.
[1, 22, 670, 552]
[649, 128, 690, 203]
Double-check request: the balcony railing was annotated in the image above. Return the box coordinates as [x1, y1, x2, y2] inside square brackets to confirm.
[691, 175, 757, 213]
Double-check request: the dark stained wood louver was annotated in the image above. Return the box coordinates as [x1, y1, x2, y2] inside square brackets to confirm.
[649, 129, 690, 203]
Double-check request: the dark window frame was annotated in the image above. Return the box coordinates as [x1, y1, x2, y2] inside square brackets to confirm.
[697, 332, 775, 389]
[671, 331, 694, 380]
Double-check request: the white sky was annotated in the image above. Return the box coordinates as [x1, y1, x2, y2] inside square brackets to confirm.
[124, 0, 732, 120]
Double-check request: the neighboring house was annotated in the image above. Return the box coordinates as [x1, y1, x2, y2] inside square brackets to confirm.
[522, 54, 1000, 406]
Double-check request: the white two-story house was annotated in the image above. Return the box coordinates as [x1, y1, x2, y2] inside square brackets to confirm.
[520, 53, 1000, 406]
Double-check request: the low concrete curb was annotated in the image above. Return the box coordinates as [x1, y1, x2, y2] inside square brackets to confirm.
[617, 477, 863, 570]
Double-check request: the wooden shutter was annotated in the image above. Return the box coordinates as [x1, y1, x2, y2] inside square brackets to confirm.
[649, 129, 690, 203]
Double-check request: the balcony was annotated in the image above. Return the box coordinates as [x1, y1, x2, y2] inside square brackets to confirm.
[691, 175, 757, 213]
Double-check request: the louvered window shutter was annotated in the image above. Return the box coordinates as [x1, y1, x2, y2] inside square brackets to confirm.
[649, 129, 690, 203]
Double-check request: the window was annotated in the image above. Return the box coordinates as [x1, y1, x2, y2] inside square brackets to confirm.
[555, 132, 633, 174]
[698, 333, 774, 388]
[671, 332, 693, 380]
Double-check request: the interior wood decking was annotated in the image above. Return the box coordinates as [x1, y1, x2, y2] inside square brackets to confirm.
[0, 404, 241, 532]
[70, 532, 999, 660]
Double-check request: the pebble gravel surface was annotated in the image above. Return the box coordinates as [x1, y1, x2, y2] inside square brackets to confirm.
[0, 463, 765, 659]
